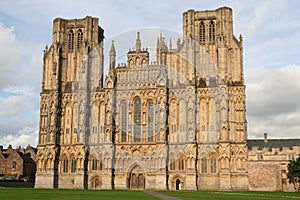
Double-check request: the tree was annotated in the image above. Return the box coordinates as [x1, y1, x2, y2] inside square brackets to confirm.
[287, 157, 300, 192]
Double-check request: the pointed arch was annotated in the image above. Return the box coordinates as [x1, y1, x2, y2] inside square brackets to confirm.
[133, 97, 141, 142]
[147, 100, 154, 142]
[199, 21, 205, 43]
[209, 21, 215, 42]
[77, 29, 83, 49]
[120, 101, 127, 142]
[68, 30, 74, 51]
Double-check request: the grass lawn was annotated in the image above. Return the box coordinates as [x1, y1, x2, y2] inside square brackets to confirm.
[159, 190, 300, 200]
[0, 188, 159, 200]
[0, 188, 299, 200]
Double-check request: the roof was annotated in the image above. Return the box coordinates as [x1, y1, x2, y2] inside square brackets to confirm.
[247, 139, 300, 149]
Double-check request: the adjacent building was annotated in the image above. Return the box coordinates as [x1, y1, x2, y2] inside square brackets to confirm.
[0, 145, 37, 180]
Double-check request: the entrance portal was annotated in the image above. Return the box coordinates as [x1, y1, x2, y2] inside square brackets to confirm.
[128, 165, 145, 190]
[176, 179, 180, 190]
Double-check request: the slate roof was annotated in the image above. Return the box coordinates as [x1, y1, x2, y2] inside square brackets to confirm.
[247, 139, 300, 150]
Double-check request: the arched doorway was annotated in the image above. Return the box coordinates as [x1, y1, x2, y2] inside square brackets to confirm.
[128, 165, 145, 190]
[176, 179, 180, 190]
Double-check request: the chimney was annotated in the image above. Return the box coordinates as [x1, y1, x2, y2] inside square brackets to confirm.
[264, 133, 268, 142]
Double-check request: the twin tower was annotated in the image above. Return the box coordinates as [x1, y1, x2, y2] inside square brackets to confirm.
[35, 7, 248, 191]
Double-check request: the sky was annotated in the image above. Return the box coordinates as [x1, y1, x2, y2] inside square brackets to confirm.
[0, 0, 299, 148]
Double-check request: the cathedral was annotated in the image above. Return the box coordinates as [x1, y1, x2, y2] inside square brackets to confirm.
[35, 7, 299, 191]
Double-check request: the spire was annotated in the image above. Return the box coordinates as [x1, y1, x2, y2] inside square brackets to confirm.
[135, 32, 141, 51]
[169, 37, 172, 50]
[110, 40, 116, 55]
[109, 40, 116, 69]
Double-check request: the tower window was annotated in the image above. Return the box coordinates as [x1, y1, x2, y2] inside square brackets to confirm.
[121, 102, 127, 142]
[209, 21, 215, 42]
[77, 29, 83, 49]
[199, 21, 205, 42]
[68, 30, 74, 51]
[134, 97, 141, 142]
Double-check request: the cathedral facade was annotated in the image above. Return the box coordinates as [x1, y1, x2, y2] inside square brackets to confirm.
[35, 7, 299, 191]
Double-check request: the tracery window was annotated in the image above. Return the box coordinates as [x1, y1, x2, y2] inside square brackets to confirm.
[134, 97, 141, 142]
[121, 102, 127, 142]
[77, 29, 83, 49]
[68, 30, 74, 51]
[148, 101, 154, 142]
[199, 21, 205, 42]
[209, 21, 215, 42]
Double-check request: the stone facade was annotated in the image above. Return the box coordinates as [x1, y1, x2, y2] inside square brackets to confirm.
[35, 6, 299, 191]
[0, 145, 37, 180]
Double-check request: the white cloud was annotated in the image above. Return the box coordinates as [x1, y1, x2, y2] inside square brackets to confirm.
[0, 23, 20, 90]
[246, 65, 300, 138]
[0, 126, 38, 148]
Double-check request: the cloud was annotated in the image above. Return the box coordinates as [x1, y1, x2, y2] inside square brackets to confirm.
[0, 126, 38, 148]
[0, 23, 20, 90]
[246, 65, 300, 138]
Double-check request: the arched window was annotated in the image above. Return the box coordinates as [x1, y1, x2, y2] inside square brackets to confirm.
[134, 97, 141, 142]
[68, 30, 74, 51]
[209, 21, 215, 42]
[71, 159, 77, 173]
[169, 159, 175, 171]
[92, 159, 97, 171]
[199, 21, 205, 42]
[201, 158, 207, 173]
[121, 102, 127, 142]
[179, 158, 185, 170]
[63, 159, 69, 173]
[148, 101, 154, 142]
[77, 29, 83, 49]
[211, 158, 217, 173]
[12, 161, 17, 170]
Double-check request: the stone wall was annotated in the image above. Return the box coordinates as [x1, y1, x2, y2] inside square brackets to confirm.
[248, 161, 282, 191]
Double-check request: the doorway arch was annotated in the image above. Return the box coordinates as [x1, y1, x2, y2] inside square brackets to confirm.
[176, 179, 180, 190]
[128, 165, 145, 190]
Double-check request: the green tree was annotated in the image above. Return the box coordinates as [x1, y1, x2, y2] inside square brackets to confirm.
[287, 157, 300, 192]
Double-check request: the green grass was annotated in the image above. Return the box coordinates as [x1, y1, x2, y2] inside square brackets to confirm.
[0, 189, 159, 200]
[0, 188, 299, 200]
[159, 190, 300, 200]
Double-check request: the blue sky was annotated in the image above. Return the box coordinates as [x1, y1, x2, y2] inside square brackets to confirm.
[0, 0, 300, 147]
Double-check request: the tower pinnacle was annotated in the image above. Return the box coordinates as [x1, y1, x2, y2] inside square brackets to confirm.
[135, 32, 141, 51]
